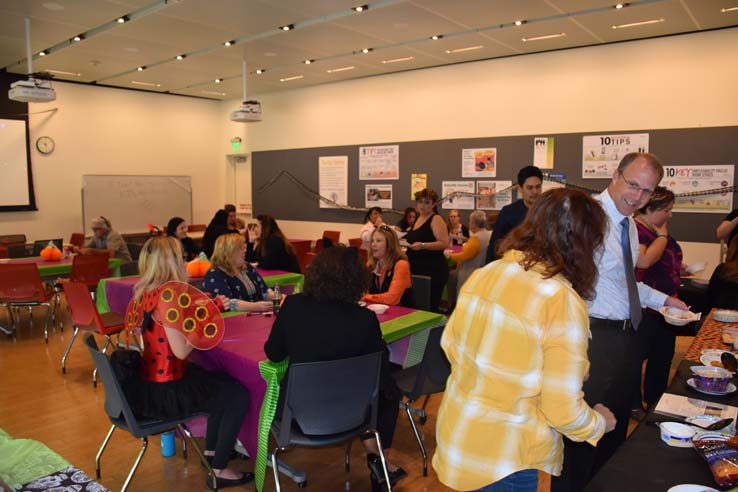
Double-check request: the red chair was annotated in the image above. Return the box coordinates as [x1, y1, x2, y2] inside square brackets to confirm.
[70, 254, 110, 291]
[323, 230, 340, 244]
[347, 238, 362, 248]
[291, 241, 312, 274]
[300, 252, 317, 273]
[69, 233, 85, 248]
[62, 281, 125, 386]
[0, 264, 55, 342]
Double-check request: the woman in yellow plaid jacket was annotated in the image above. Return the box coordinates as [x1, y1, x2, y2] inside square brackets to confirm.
[433, 188, 617, 492]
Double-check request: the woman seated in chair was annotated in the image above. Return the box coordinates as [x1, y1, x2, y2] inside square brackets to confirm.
[362, 225, 412, 307]
[166, 216, 200, 262]
[361, 207, 384, 251]
[202, 233, 276, 313]
[201, 209, 238, 259]
[264, 245, 407, 486]
[395, 206, 417, 233]
[246, 214, 300, 273]
[126, 235, 252, 489]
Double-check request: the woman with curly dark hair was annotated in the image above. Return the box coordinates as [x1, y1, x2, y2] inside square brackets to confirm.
[264, 245, 406, 486]
[434, 189, 616, 492]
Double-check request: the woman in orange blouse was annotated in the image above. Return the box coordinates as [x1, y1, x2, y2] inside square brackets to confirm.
[363, 225, 413, 306]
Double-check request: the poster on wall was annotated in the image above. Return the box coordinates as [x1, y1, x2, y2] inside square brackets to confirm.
[441, 181, 475, 210]
[411, 173, 427, 199]
[533, 137, 555, 169]
[542, 172, 566, 193]
[582, 133, 649, 179]
[359, 145, 399, 180]
[318, 155, 348, 208]
[476, 181, 513, 210]
[462, 148, 497, 178]
[365, 184, 393, 209]
[661, 165, 734, 213]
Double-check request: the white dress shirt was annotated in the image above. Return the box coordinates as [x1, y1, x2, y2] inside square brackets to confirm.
[587, 189, 667, 320]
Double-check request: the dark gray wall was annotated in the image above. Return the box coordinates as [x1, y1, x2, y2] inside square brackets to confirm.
[252, 126, 738, 243]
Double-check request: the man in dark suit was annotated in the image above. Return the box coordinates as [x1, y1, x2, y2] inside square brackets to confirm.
[485, 165, 543, 263]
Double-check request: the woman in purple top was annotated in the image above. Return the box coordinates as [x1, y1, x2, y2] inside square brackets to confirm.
[632, 186, 683, 414]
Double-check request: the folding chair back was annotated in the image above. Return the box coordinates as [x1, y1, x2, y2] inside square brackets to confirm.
[0, 264, 50, 302]
[63, 280, 105, 330]
[69, 233, 86, 248]
[322, 230, 341, 244]
[70, 254, 110, 290]
[410, 274, 432, 311]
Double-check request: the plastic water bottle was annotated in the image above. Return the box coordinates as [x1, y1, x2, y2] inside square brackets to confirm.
[272, 285, 281, 315]
[161, 431, 176, 457]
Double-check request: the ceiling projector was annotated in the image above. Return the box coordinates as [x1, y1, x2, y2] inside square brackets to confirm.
[231, 100, 262, 122]
[9, 78, 56, 103]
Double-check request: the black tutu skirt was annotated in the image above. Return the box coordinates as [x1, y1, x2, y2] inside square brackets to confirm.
[124, 362, 220, 420]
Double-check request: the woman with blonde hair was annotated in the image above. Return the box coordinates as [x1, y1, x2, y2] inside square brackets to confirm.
[202, 233, 275, 313]
[127, 235, 253, 489]
[363, 225, 412, 306]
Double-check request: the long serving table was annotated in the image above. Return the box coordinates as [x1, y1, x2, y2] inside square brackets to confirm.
[584, 310, 738, 492]
[3, 256, 123, 279]
[94, 268, 304, 315]
[190, 304, 446, 491]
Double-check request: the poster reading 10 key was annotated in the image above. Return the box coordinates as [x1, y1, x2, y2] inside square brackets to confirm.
[582, 133, 649, 179]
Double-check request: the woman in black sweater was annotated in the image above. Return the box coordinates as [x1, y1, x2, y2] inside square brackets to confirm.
[246, 214, 299, 273]
[264, 245, 406, 486]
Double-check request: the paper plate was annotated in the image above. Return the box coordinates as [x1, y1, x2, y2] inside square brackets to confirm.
[667, 485, 718, 492]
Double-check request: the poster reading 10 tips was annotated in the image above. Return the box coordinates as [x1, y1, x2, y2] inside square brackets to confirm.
[582, 133, 649, 179]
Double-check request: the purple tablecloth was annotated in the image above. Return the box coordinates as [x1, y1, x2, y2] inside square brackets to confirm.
[187, 305, 427, 459]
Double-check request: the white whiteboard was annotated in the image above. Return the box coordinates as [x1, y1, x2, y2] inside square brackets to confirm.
[82, 175, 192, 234]
[0, 118, 33, 209]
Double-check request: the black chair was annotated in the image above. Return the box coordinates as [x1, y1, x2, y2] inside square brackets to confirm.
[410, 274, 432, 311]
[83, 334, 216, 492]
[392, 324, 450, 476]
[7, 244, 29, 258]
[32, 238, 63, 256]
[270, 352, 393, 492]
[127, 243, 142, 261]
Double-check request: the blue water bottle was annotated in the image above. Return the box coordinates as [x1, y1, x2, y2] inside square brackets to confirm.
[161, 431, 176, 457]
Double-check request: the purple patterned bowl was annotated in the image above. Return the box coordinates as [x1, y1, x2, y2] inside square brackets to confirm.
[691, 365, 733, 393]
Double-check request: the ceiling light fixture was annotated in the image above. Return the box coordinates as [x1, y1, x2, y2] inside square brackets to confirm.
[202, 90, 226, 96]
[215, 78, 223, 83]
[72, 34, 85, 42]
[352, 5, 368, 12]
[327, 66, 355, 73]
[38, 51, 47, 56]
[381, 56, 414, 64]
[361, 48, 372, 54]
[721, 6, 738, 12]
[46, 69, 81, 76]
[445, 45, 483, 53]
[303, 59, 314, 64]
[137, 66, 146, 71]
[515, 20, 526, 26]
[279, 24, 294, 31]
[176, 54, 186, 60]
[280, 75, 303, 82]
[612, 18, 664, 29]
[614, 3, 629, 9]
[223, 40, 235, 47]
[430, 34, 443, 40]
[116, 16, 129, 23]
[255, 69, 265, 74]
[131, 80, 161, 87]
[522, 33, 566, 42]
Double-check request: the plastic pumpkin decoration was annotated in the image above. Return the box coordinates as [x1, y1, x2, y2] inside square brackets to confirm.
[186, 252, 211, 277]
[40, 241, 63, 261]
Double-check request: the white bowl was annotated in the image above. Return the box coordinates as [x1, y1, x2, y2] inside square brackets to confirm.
[714, 310, 738, 323]
[685, 261, 707, 275]
[658, 422, 696, 448]
[366, 303, 389, 315]
[668, 485, 718, 492]
[659, 306, 698, 326]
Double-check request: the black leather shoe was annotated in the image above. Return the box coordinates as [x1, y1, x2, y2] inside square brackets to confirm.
[367, 454, 407, 486]
[206, 471, 254, 490]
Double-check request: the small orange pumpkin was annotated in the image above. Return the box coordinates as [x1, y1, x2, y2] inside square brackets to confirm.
[40, 244, 63, 261]
[187, 253, 211, 277]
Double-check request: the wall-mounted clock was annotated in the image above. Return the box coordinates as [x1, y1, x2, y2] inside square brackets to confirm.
[36, 136, 55, 155]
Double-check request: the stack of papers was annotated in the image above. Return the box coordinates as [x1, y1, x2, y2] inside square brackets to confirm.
[654, 393, 738, 421]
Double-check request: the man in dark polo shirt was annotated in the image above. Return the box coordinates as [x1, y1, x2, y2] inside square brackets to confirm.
[485, 165, 542, 263]
[552, 152, 689, 492]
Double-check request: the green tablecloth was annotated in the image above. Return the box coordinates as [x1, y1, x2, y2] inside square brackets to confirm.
[262, 272, 304, 293]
